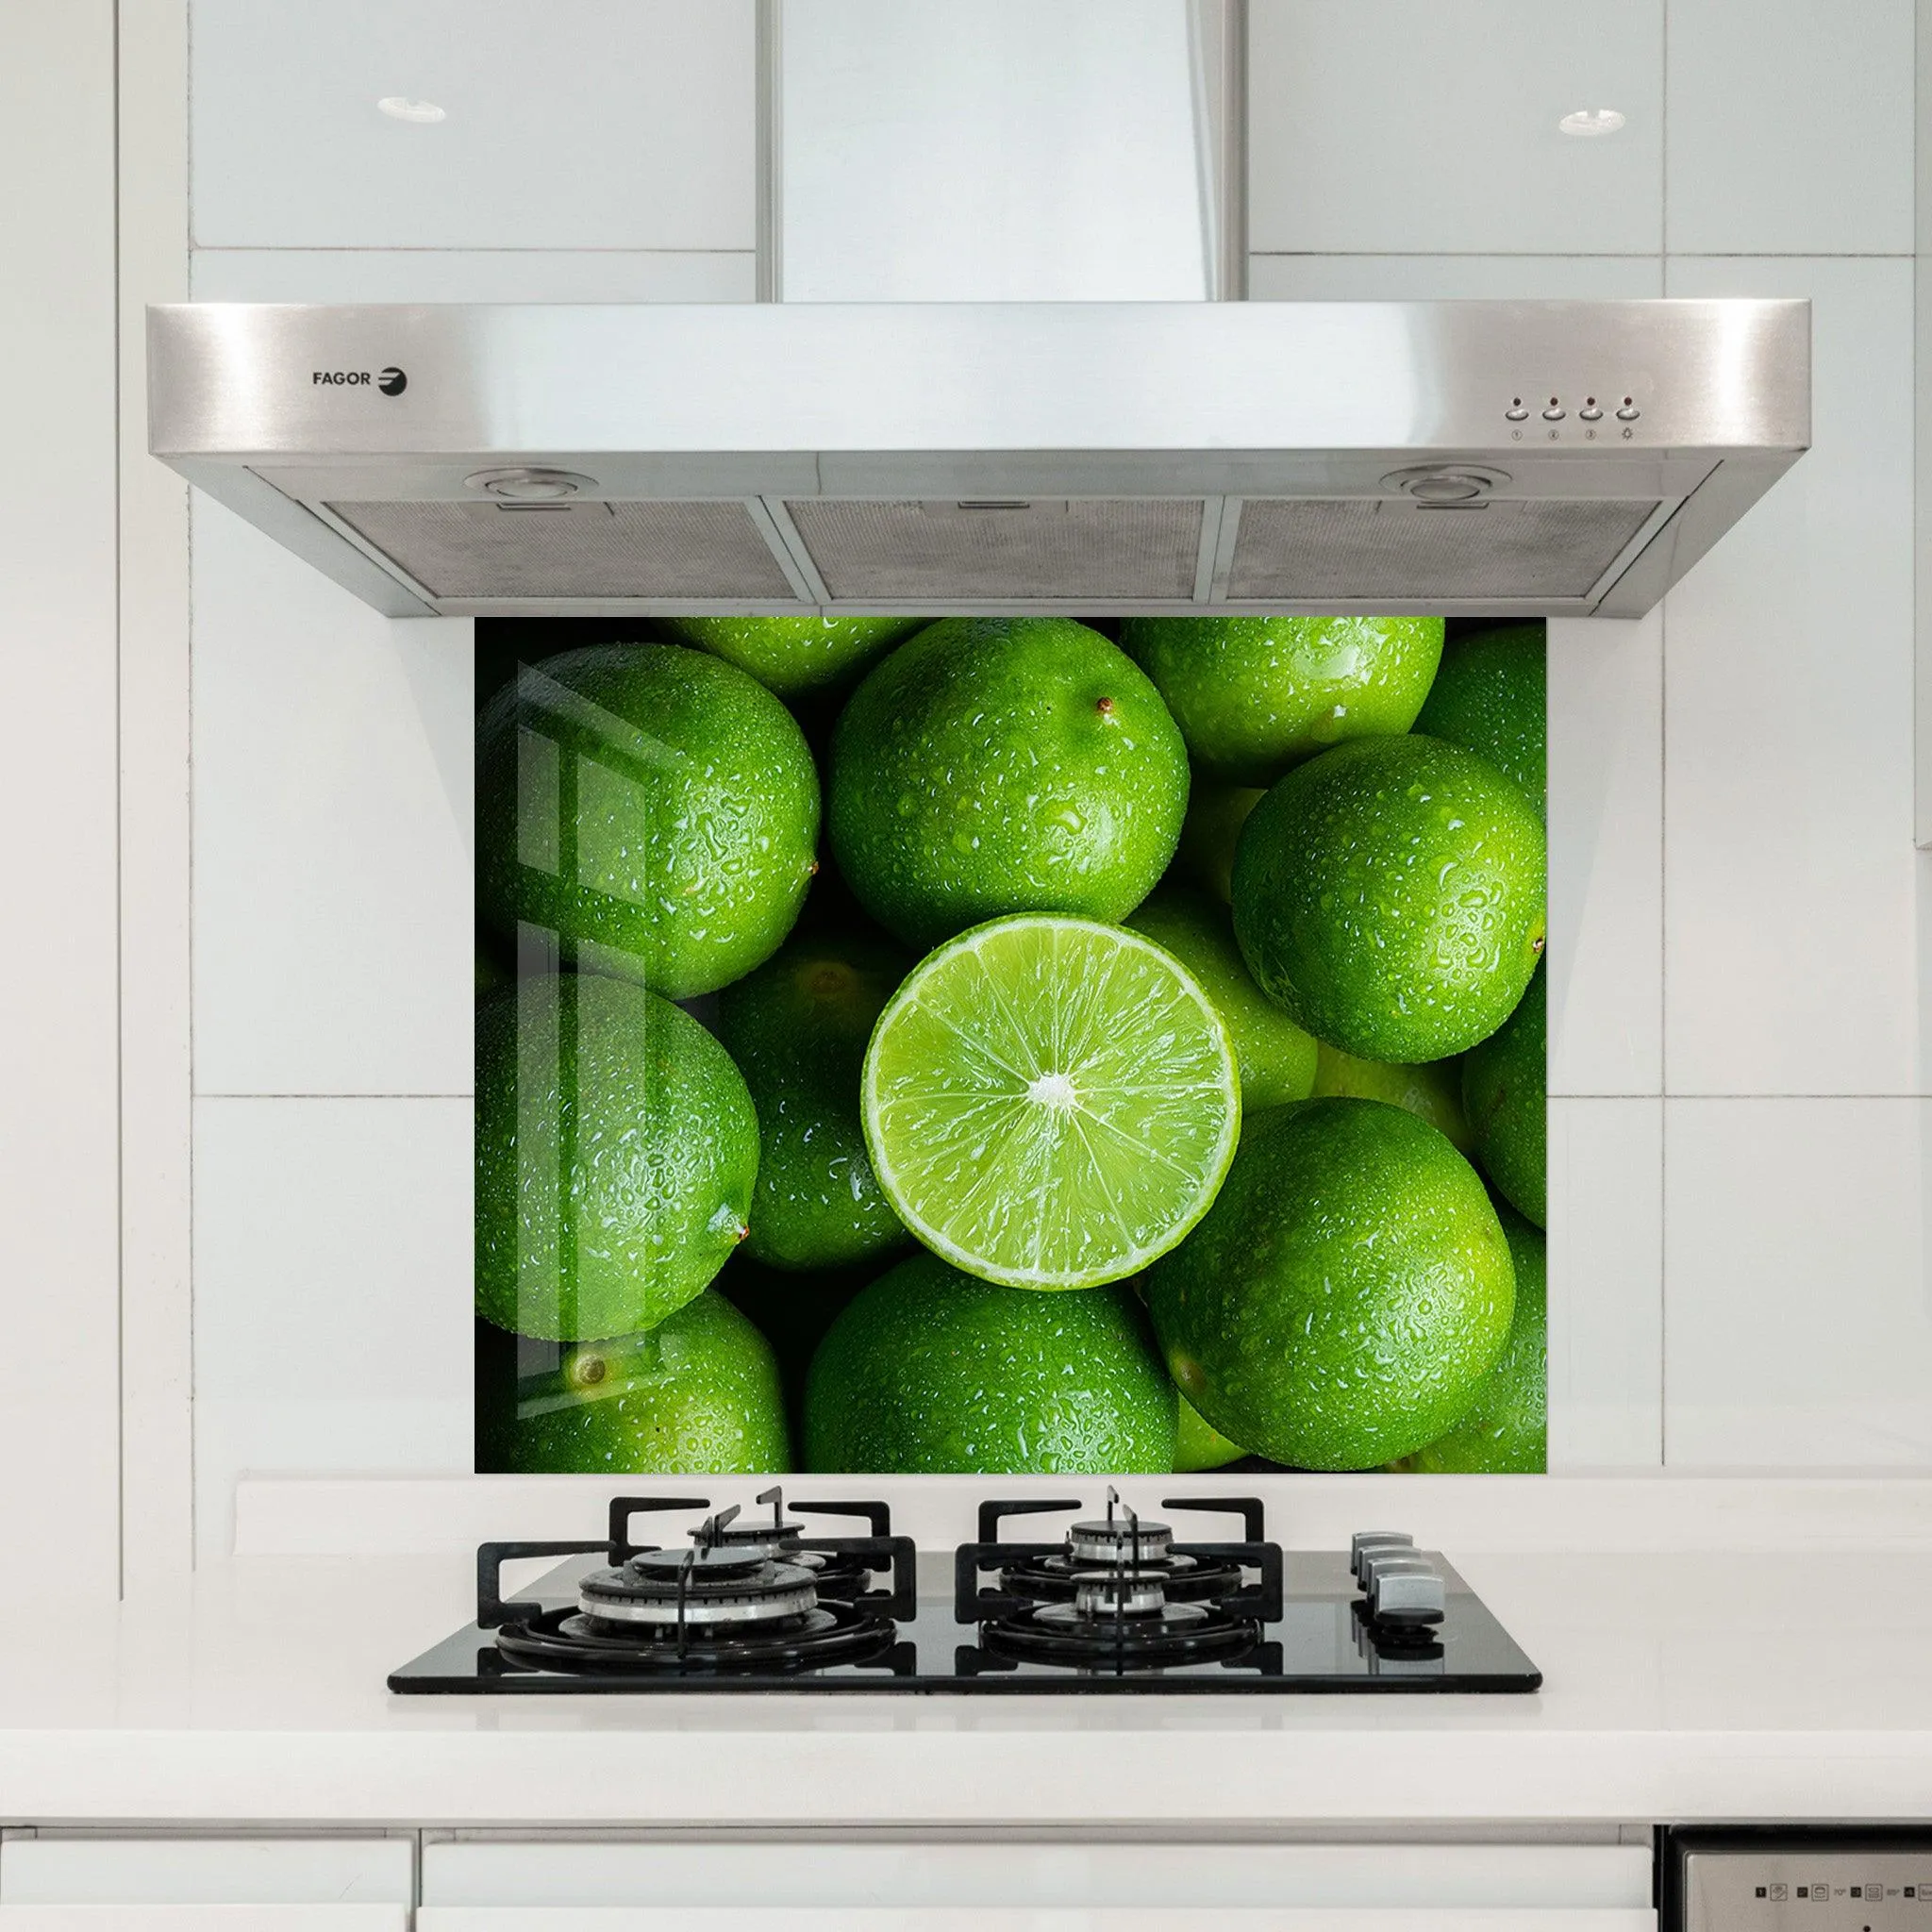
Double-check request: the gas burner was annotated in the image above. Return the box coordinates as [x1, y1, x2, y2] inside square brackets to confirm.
[982, 1597, 1260, 1671]
[497, 1597, 900, 1676]
[986, 1488, 1261, 1607]
[577, 1537, 821, 1630]
[957, 1489, 1284, 1673]
[681, 1486, 878, 1603]
[467, 1489, 917, 1679]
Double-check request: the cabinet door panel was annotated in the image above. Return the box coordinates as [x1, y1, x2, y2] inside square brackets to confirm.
[0, 1837, 411, 1906]
[420, 1910, 1660, 1931]
[0, 1910, 407, 1930]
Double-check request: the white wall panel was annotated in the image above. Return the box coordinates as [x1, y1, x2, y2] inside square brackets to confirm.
[1249, 0, 1663, 255]
[190, 0, 755, 250]
[1547, 1099, 1663, 1468]
[1661, 258, 1922, 1096]
[192, 1097, 471, 1557]
[192, 503, 473, 1099]
[0, 7, 123, 1601]
[1547, 613, 1663, 1097]
[1666, 0, 1915, 255]
[1664, 1098, 1932, 1465]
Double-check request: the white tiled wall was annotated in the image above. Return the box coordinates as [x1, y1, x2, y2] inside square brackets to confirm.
[1252, 0, 1931, 1470]
[183, 1, 1932, 1547]
[185, 1, 758, 1555]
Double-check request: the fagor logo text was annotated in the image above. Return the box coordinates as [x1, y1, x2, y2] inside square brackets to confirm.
[311, 367, 408, 395]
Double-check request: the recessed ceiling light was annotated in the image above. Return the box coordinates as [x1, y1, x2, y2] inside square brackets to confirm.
[1558, 108, 1625, 138]
[377, 96, 445, 125]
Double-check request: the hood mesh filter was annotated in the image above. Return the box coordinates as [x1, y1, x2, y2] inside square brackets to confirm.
[789, 498, 1202, 601]
[1228, 498, 1660, 601]
[325, 499, 797, 601]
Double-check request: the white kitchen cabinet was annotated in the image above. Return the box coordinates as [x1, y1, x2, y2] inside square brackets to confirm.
[0, 1836, 412, 1908]
[0, 1912, 404, 1929]
[420, 1912, 1655, 1932]
[423, 1840, 1653, 1912]
[190, 0, 755, 250]
[1248, 0, 1663, 255]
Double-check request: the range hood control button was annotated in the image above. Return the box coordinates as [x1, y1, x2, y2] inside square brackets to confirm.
[1504, 401, 1530, 421]
[1541, 402, 1566, 421]
[1578, 402, 1605, 422]
[1615, 402, 1641, 421]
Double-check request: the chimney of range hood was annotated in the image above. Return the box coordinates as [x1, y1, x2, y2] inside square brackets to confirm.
[770, 0, 1244, 303]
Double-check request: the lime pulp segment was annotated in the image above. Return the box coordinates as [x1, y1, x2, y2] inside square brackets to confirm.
[860, 915, 1241, 1290]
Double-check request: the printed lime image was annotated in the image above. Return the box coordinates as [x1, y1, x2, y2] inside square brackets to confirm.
[476, 642, 819, 998]
[803, 1252, 1177, 1474]
[1231, 733, 1547, 1063]
[1121, 614, 1444, 784]
[1143, 1098, 1515, 1470]
[829, 616, 1189, 949]
[717, 931, 913, 1272]
[662, 614, 925, 697]
[475, 973, 758, 1342]
[860, 915, 1241, 1291]
[474, 603, 1549, 1477]
[476, 1293, 791, 1474]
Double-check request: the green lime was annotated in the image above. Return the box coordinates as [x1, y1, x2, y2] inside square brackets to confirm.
[1120, 615, 1444, 785]
[1311, 1041, 1473, 1156]
[661, 615, 925, 697]
[861, 915, 1240, 1290]
[476, 643, 819, 999]
[828, 617, 1189, 949]
[717, 932, 914, 1272]
[1413, 623, 1546, 818]
[475, 1293, 790, 1474]
[1395, 1206, 1546, 1473]
[1175, 1395, 1247, 1472]
[1144, 1098, 1514, 1470]
[1175, 783, 1265, 903]
[475, 974, 759, 1341]
[1461, 964, 1546, 1225]
[1232, 735, 1546, 1062]
[803, 1252, 1176, 1473]
[1126, 886, 1318, 1111]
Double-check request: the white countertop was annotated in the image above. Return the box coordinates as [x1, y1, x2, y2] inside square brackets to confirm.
[8, 1535, 1932, 1827]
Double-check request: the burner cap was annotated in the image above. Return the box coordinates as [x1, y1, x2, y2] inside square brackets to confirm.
[704, 1517, 807, 1550]
[1071, 1569, 1169, 1618]
[580, 1552, 819, 1627]
[629, 1544, 769, 1584]
[1068, 1515, 1173, 1564]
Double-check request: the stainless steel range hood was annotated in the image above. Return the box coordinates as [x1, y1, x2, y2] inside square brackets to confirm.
[146, 297, 1808, 620]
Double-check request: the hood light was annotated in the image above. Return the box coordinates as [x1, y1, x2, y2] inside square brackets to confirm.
[377, 97, 446, 125]
[465, 468, 595, 502]
[1558, 108, 1625, 138]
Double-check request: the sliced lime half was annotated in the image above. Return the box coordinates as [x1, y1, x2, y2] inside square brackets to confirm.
[860, 915, 1241, 1290]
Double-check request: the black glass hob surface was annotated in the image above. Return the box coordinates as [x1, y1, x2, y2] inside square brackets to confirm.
[388, 1491, 1541, 1696]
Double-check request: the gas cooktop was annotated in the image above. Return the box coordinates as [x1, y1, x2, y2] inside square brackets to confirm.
[389, 1490, 1541, 1696]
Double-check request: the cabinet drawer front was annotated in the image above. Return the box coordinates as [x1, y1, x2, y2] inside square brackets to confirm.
[0, 1838, 411, 1906]
[419, 1910, 1661, 1932]
[0, 1910, 408, 1930]
[423, 1842, 1654, 1910]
